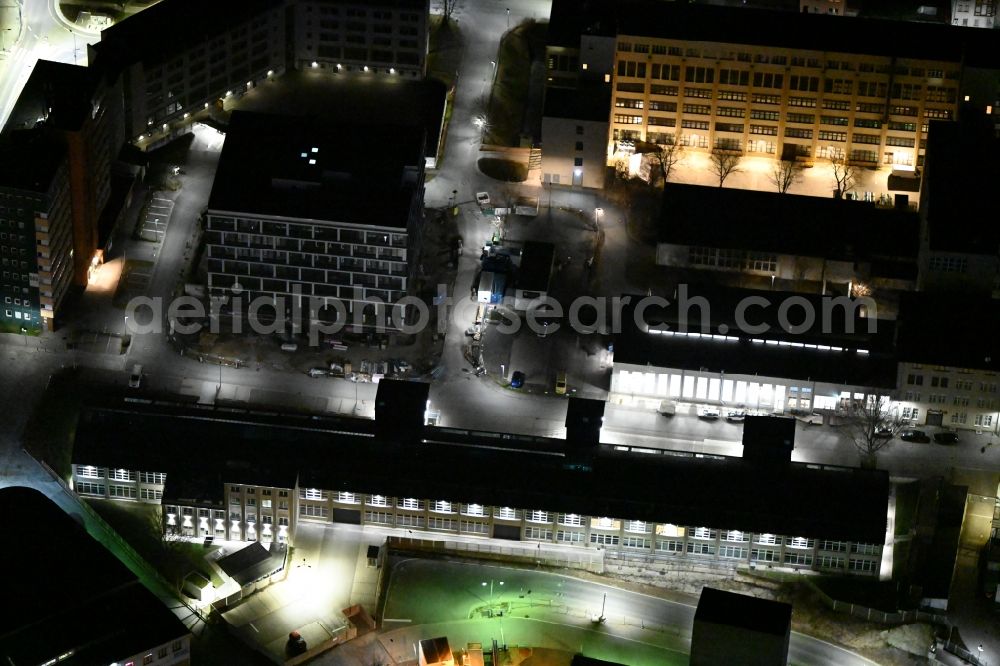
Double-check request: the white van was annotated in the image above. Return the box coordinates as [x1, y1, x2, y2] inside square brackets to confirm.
[657, 400, 677, 416]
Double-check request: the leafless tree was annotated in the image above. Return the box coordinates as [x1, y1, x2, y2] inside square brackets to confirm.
[647, 138, 685, 186]
[436, 0, 461, 24]
[709, 150, 743, 188]
[830, 154, 859, 199]
[843, 395, 906, 468]
[770, 158, 803, 194]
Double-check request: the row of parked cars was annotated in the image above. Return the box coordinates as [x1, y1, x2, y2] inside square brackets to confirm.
[898, 429, 959, 445]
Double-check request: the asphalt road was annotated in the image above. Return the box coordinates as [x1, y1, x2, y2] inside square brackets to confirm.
[383, 559, 879, 666]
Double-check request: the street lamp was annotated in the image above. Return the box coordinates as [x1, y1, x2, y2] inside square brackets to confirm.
[506, 7, 510, 30]
[481, 579, 504, 608]
[124, 315, 129, 335]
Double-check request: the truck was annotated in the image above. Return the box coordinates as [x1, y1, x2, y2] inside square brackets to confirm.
[657, 400, 677, 416]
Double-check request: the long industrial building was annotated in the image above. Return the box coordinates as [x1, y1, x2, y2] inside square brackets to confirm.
[70, 385, 890, 579]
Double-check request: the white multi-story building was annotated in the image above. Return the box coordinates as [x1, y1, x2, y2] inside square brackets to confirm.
[293, 0, 430, 76]
[952, 0, 997, 27]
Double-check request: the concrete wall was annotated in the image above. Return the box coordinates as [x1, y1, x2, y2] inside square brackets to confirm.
[540, 116, 608, 189]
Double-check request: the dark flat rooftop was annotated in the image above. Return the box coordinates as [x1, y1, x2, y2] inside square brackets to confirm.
[658, 183, 919, 263]
[616, 1, 999, 66]
[895, 292, 1000, 371]
[0, 128, 66, 193]
[73, 401, 890, 542]
[921, 117, 1000, 256]
[4, 60, 97, 133]
[0, 487, 188, 666]
[543, 85, 612, 122]
[547, 0, 617, 48]
[217, 541, 286, 586]
[695, 587, 792, 636]
[612, 286, 899, 389]
[91, 0, 283, 71]
[518, 241, 555, 292]
[208, 111, 424, 228]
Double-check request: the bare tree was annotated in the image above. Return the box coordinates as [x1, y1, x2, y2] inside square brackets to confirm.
[843, 395, 906, 468]
[709, 150, 743, 188]
[770, 158, 802, 194]
[435, 0, 461, 24]
[647, 138, 685, 186]
[830, 154, 858, 199]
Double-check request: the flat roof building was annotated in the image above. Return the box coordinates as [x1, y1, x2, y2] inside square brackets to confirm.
[0, 487, 191, 665]
[655, 182, 920, 293]
[71, 397, 890, 577]
[88, 0, 286, 146]
[691, 587, 792, 666]
[205, 111, 426, 331]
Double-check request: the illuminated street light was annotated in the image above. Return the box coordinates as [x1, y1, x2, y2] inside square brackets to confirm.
[311, 61, 319, 68]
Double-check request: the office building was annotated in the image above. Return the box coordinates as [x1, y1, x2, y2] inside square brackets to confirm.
[88, 0, 286, 146]
[5, 60, 127, 286]
[951, 0, 997, 27]
[610, 285, 899, 415]
[293, 0, 430, 77]
[0, 487, 191, 666]
[71, 393, 890, 578]
[690, 587, 792, 666]
[545, 1, 999, 177]
[541, 86, 612, 189]
[916, 114, 1000, 296]
[0, 130, 74, 333]
[204, 111, 425, 331]
[894, 292, 1000, 432]
[655, 182, 919, 293]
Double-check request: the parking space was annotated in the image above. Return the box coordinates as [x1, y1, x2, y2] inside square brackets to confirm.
[138, 196, 174, 242]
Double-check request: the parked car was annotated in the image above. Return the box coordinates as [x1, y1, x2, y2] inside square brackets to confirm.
[128, 364, 143, 388]
[699, 406, 721, 419]
[510, 371, 525, 389]
[933, 431, 960, 445]
[476, 191, 490, 206]
[900, 429, 931, 443]
[874, 426, 895, 439]
[726, 410, 746, 422]
[307, 367, 328, 378]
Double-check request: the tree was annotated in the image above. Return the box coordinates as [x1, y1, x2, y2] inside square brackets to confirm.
[843, 395, 906, 468]
[647, 137, 685, 186]
[830, 154, 859, 199]
[435, 0, 461, 24]
[770, 158, 802, 194]
[709, 150, 743, 187]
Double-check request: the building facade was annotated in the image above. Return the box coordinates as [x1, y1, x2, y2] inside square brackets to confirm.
[0, 131, 74, 333]
[541, 87, 611, 189]
[951, 0, 997, 27]
[71, 464, 885, 578]
[204, 112, 425, 330]
[89, 0, 287, 144]
[293, 0, 429, 76]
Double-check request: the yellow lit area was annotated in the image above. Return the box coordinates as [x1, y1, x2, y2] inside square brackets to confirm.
[85, 253, 122, 295]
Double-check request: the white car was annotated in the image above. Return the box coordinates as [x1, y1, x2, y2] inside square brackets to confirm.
[476, 191, 490, 206]
[128, 364, 143, 388]
[699, 406, 721, 419]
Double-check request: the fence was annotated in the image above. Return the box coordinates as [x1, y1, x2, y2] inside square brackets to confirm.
[385, 536, 604, 573]
[739, 566, 949, 627]
[943, 640, 987, 666]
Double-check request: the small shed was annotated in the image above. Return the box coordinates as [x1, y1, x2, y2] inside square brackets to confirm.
[417, 636, 454, 666]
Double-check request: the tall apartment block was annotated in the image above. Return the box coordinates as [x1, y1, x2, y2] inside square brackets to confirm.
[5, 60, 126, 286]
[0, 130, 74, 333]
[205, 111, 425, 331]
[293, 0, 430, 76]
[88, 0, 286, 146]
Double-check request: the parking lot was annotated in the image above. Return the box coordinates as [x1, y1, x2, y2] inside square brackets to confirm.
[138, 195, 174, 242]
